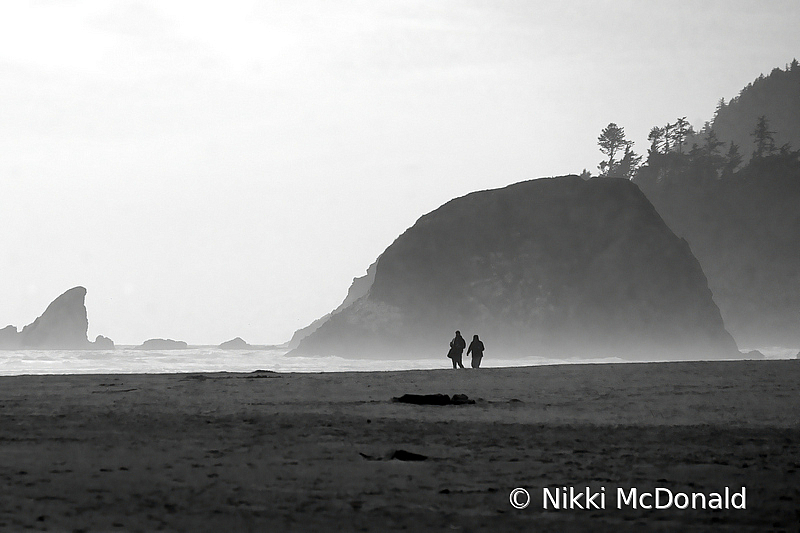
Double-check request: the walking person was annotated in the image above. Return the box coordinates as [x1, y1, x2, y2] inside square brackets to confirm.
[467, 334, 484, 368]
[447, 330, 466, 369]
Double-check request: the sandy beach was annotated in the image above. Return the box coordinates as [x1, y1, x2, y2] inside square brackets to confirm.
[1, 359, 798, 532]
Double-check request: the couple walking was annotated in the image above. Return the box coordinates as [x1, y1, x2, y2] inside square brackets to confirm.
[447, 330, 484, 369]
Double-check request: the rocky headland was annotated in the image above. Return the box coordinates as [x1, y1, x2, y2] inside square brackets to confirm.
[288, 260, 377, 349]
[293, 176, 739, 360]
[631, 63, 800, 347]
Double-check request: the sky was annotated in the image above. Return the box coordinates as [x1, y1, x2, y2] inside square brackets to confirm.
[1, 0, 798, 345]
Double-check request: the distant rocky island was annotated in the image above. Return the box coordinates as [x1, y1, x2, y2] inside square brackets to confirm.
[136, 339, 188, 350]
[0, 287, 114, 350]
[218, 337, 251, 349]
[291, 176, 739, 360]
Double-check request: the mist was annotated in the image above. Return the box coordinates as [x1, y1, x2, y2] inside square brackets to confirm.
[1, 1, 798, 345]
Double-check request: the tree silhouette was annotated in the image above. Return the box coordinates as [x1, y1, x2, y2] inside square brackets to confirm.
[663, 122, 673, 152]
[673, 117, 694, 154]
[713, 98, 726, 120]
[616, 145, 643, 180]
[703, 128, 724, 157]
[597, 123, 633, 177]
[647, 126, 665, 159]
[751, 115, 776, 159]
[721, 142, 742, 177]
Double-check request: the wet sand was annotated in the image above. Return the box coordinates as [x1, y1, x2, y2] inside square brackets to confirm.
[1, 360, 798, 532]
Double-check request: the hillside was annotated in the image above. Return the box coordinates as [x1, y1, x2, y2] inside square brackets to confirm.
[632, 61, 800, 348]
[692, 60, 800, 160]
[634, 153, 800, 347]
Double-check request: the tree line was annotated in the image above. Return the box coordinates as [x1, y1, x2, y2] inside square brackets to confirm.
[591, 114, 798, 183]
[588, 60, 800, 183]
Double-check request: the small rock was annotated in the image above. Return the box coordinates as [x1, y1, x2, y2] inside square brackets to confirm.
[393, 394, 451, 405]
[219, 337, 251, 349]
[450, 394, 475, 405]
[389, 450, 428, 461]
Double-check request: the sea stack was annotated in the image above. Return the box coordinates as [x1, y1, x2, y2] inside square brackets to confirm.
[136, 339, 189, 350]
[292, 176, 739, 360]
[219, 337, 251, 349]
[0, 286, 114, 350]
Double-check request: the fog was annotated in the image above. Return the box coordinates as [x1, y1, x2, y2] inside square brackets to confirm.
[1, 1, 798, 344]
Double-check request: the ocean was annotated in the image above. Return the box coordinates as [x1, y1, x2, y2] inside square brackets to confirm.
[0, 346, 795, 376]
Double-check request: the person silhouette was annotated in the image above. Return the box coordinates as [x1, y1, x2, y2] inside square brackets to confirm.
[467, 334, 485, 368]
[448, 330, 466, 369]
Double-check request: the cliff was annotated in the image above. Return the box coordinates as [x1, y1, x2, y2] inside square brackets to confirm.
[287, 260, 377, 348]
[0, 286, 113, 350]
[632, 62, 800, 347]
[634, 158, 800, 347]
[293, 176, 738, 360]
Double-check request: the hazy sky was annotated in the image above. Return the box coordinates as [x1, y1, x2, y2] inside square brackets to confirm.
[1, 1, 798, 345]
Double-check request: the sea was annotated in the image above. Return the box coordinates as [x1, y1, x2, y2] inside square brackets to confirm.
[0, 345, 796, 376]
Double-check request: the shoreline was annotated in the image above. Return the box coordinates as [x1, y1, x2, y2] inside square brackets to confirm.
[0, 347, 795, 378]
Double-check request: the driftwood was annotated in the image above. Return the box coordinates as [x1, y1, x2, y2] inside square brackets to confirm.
[392, 393, 475, 405]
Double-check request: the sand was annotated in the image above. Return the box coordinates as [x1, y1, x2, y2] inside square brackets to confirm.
[0, 360, 798, 532]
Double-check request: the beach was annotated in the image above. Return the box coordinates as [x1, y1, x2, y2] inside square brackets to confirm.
[1, 359, 798, 532]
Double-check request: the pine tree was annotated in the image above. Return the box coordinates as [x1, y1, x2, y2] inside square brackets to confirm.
[722, 142, 742, 177]
[597, 123, 632, 177]
[647, 127, 664, 159]
[751, 115, 776, 159]
[615, 145, 643, 180]
[714, 98, 726, 119]
[704, 128, 724, 156]
[663, 122, 673, 152]
[673, 117, 694, 154]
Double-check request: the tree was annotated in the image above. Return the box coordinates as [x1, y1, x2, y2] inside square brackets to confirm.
[673, 117, 694, 154]
[647, 126, 665, 159]
[703, 128, 724, 157]
[751, 115, 776, 159]
[721, 142, 742, 177]
[597, 123, 632, 177]
[663, 122, 673, 152]
[714, 98, 726, 119]
[615, 145, 643, 180]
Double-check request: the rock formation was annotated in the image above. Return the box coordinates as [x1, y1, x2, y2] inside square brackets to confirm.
[633, 63, 800, 347]
[635, 147, 800, 349]
[292, 176, 739, 360]
[287, 260, 378, 348]
[287, 314, 331, 350]
[0, 325, 21, 349]
[0, 286, 114, 350]
[219, 337, 251, 349]
[93, 335, 115, 350]
[136, 338, 188, 350]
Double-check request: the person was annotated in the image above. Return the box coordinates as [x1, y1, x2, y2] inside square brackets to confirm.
[467, 334, 485, 368]
[447, 330, 466, 369]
